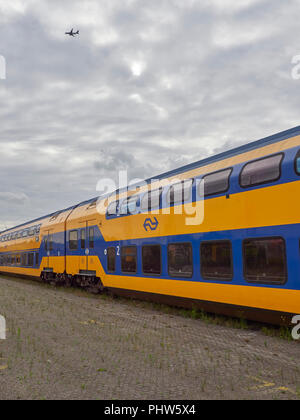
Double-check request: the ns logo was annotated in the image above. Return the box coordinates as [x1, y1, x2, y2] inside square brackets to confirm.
[143, 217, 159, 232]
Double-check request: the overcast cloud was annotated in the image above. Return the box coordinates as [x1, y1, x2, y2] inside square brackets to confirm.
[0, 0, 299, 229]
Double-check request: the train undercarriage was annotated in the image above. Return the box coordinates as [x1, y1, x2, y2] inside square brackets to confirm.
[40, 270, 104, 294]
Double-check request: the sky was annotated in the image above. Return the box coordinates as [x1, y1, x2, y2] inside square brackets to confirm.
[0, 0, 300, 230]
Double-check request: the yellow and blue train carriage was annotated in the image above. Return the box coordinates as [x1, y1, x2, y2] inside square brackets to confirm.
[1, 125, 300, 325]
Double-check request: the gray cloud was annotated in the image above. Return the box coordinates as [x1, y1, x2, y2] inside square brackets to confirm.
[0, 0, 300, 229]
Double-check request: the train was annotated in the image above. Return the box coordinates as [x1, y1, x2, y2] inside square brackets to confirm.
[1, 125, 300, 325]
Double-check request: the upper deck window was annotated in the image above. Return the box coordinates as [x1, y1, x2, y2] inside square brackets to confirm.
[167, 179, 193, 206]
[201, 168, 232, 197]
[141, 188, 162, 212]
[106, 200, 119, 217]
[119, 195, 139, 215]
[295, 150, 300, 175]
[28, 227, 35, 236]
[240, 154, 283, 188]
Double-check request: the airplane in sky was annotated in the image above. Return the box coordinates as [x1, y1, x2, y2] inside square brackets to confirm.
[65, 28, 79, 37]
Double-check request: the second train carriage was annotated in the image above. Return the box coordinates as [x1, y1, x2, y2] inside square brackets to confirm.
[1, 126, 300, 324]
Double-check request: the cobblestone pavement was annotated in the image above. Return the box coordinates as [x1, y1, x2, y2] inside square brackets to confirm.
[0, 275, 299, 400]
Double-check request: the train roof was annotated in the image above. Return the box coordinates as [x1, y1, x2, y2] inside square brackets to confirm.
[1, 124, 300, 234]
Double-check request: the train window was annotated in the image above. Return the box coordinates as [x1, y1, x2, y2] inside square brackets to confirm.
[121, 246, 137, 273]
[243, 237, 287, 285]
[49, 234, 53, 251]
[201, 168, 232, 197]
[295, 150, 300, 174]
[168, 243, 193, 278]
[167, 179, 193, 206]
[120, 195, 139, 215]
[80, 229, 86, 249]
[89, 227, 94, 249]
[200, 240, 233, 280]
[107, 247, 116, 272]
[141, 188, 162, 212]
[69, 230, 78, 250]
[21, 254, 26, 266]
[107, 200, 119, 217]
[142, 245, 161, 275]
[240, 154, 283, 188]
[28, 253, 34, 267]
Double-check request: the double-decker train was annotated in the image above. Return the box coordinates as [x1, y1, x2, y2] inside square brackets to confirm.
[1, 126, 300, 325]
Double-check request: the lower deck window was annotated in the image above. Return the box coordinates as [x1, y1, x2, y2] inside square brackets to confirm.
[107, 247, 116, 272]
[22, 254, 26, 266]
[28, 253, 34, 267]
[121, 246, 137, 273]
[201, 240, 233, 280]
[243, 237, 287, 284]
[142, 245, 161, 275]
[168, 243, 193, 277]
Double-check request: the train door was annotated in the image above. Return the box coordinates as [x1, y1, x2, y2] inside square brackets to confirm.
[79, 222, 87, 272]
[79, 220, 96, 273]
[44, 229, 54, 270]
